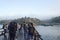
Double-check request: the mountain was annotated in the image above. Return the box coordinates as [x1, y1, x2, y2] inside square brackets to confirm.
[0, 17, 41, 25]
[41, 16, 60, 26]
[13, 17, 41, 25]
[0, 20, 12, 24]
[43, 16, 60, 23]
[51, 16, 60, 23]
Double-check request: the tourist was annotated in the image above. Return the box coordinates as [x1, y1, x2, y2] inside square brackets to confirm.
[19, 24, 24, 40]
[2, 24, 8, 37]
[23, 23, 28, 40]
[27, 22, 35, 40]
[8, 22, 17, 40]
[19, 24, 23, 32]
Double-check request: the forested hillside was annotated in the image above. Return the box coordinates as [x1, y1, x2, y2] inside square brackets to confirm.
[0, 17, 41, 25]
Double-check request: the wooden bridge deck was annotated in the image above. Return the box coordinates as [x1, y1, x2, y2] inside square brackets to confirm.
[0, 28, 43, 40]
[0, 32, 24, 40]
[0, 29, 24, 40]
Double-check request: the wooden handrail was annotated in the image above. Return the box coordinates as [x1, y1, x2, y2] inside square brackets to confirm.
[34, 27, 43, 40]
[0, 29, 4, 36]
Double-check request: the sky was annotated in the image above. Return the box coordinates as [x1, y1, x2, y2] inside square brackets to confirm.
[0, 0, 60, 20]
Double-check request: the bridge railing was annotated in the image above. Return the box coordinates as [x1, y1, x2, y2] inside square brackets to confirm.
[34, 29, 43, 40]
[0, 29, 4, 36]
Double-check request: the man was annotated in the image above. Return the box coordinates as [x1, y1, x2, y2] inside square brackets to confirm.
[23, 23, 28, 40]
[8, 21, 17, 40]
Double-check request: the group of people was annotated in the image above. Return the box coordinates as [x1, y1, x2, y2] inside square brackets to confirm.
[2, 21, 43, 40]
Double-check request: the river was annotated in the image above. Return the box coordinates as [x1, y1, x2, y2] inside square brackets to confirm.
[0, 25, 60, 40]
[35, 25, 60, 40]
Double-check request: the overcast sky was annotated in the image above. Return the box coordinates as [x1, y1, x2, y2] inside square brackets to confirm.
[0, 0, 60, 20]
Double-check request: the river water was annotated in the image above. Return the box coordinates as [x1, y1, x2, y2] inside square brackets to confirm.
[35, 25, 60, 40]
[0, 25, 60, 40]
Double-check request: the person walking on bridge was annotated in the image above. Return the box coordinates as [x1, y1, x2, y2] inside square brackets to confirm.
[2, 24, 8, 37]
[19, 23, 28, 40]
[23, 23, 28, 40]
[27, 22, 35, 40]
[8, 22, 17, 40]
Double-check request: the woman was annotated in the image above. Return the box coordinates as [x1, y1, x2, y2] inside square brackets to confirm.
[18, 24, 24, 40]
[27, 22, 35, 40]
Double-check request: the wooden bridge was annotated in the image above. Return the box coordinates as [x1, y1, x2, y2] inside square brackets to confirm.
[0, 28, 43, 40]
